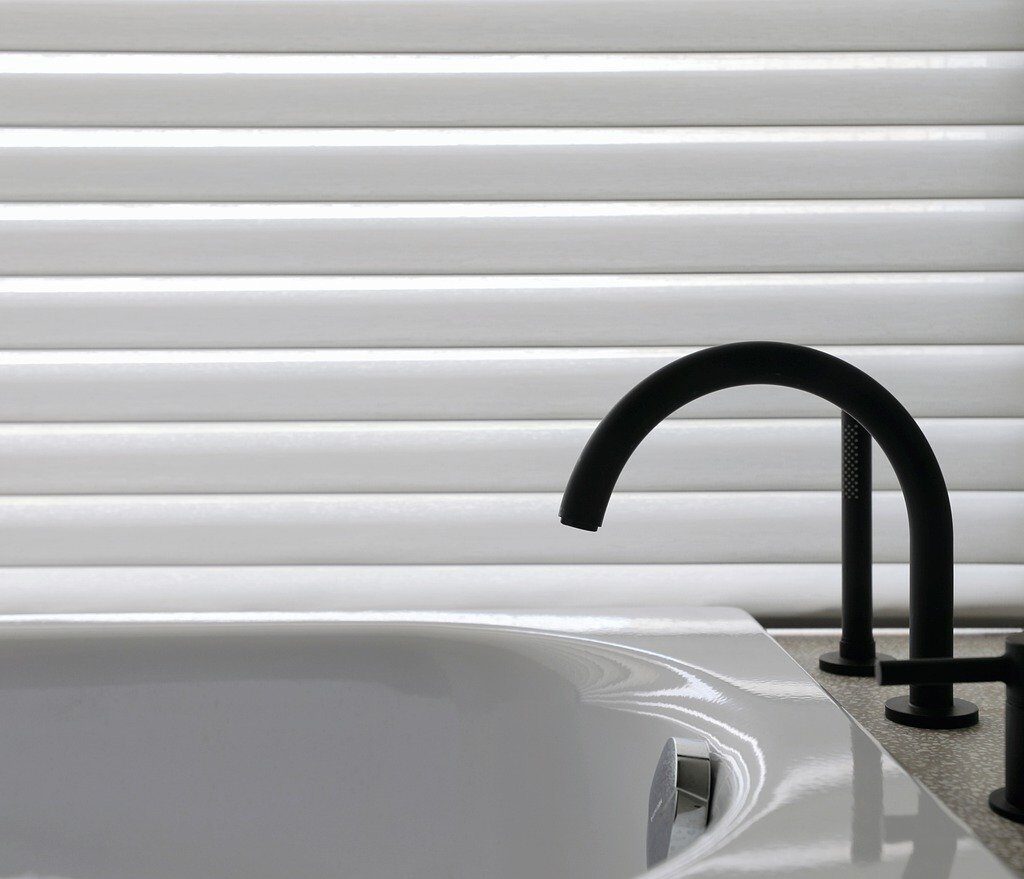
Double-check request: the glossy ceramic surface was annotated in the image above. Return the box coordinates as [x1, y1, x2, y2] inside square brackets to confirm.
[0, 606, 1011, 878]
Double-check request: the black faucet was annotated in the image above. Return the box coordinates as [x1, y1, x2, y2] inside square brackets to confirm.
[877, 638, 1024, 823]
[559, 341, 978, 729]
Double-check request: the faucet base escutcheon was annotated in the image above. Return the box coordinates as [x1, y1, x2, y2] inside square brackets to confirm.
[819, 650, 895, 677]
[989, 788, 1024, 825]
[883, 694, 980, 729]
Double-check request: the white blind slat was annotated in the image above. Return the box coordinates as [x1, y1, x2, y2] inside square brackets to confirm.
[2, 274, 1021, 348]
[3, 1, 1022, 52]
[4, 127, 1023, 202]
[0, 564, 1013, 621]
[0, 347, 1017, 422]
[1, 419, 1019, 495]
[0, 491, 1018, 566]
[1, 52, 1020, 127]
[0, 201, 1020, 275]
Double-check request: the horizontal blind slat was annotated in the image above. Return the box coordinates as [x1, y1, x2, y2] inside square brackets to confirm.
[0, 491, 1018, 565]
[2, 273, 1022, 348]
[1, 52, 1020, 126]
[0, 564, 1015, 620]
[0, 201, 1020, 275]
[4, 1, 1023, 52]
[0, 346, 1017, 421]
[4, 126, 1023, 201]
[0, 419, 1019, 494]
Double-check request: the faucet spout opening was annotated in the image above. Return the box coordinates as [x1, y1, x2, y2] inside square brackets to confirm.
[559, 515, 600, 532]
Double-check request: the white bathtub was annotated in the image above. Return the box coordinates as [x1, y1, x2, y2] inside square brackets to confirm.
[0, 606, 1010, 878]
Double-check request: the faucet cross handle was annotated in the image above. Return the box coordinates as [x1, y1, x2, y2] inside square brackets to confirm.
[877, 635, 1024, 822]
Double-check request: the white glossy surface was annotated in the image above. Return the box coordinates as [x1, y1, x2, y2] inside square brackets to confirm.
[1, 273, 1022, 348]
[0, 491, 1022, 566]
[4, 127, 1023, 201]
[0, 201, 1020, 274]
[1, 52, 1021, 126]
[0, 346, 1021, 421]
[3, 0, 1020, 625]
[2, 419, 1022, 493]
[0, 565, 1020, 623]
[3, 0, 1022, 52]
[0, 607, 1010, 877]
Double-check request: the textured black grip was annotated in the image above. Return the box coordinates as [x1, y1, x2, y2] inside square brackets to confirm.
[842, 415, 870, 501]
[839, 412, 874, 664]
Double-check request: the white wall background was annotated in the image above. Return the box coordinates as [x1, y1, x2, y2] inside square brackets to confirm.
[0, 0, 1022, 621]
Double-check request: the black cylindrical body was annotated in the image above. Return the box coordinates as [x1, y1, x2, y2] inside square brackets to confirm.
[1005, 637, 1024, 808]
[840, 413, 874, 663]
[1007, 692, 1023, 808]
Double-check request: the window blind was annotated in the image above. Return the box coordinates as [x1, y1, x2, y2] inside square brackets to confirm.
[0, 0, 1022, 622]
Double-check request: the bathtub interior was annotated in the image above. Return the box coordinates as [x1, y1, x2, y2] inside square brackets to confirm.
[0, 623, 736, 879]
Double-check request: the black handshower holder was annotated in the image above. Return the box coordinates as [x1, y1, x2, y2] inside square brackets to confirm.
[818, 412, 894, 677]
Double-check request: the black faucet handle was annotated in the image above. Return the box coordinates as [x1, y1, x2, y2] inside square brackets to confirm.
[877, 634, 1024, 824]
[876, 654, 1014, 687]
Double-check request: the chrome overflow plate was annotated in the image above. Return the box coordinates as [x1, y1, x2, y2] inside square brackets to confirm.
[646, 737, 713, 868]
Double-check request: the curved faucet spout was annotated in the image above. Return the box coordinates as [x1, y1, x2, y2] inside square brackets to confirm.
[559, 341, 977, 729]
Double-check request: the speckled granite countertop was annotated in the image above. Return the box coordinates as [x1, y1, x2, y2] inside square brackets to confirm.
[775, 631, 1024, 876]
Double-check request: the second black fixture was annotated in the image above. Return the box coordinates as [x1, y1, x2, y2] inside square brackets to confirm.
[559, 341, 978, 729]
[818, 412, 894, 676]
